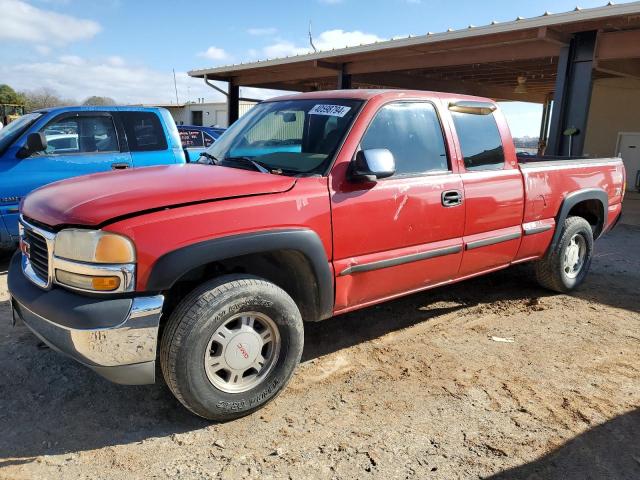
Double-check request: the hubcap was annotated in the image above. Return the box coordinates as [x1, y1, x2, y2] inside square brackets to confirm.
[204, 312, 280, 393]
[563, 234, 586, 279]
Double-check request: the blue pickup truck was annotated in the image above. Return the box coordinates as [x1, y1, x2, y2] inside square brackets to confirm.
[0, 106, 185, 248]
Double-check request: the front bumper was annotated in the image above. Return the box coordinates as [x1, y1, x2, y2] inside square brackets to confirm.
[7, 253, 163, 385]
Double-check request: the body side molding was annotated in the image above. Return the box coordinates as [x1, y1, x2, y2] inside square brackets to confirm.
[465, 232, 522, 250]
[339, 244, 462, 276]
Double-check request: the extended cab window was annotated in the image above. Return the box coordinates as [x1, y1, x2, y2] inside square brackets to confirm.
[42, 116, 118, 155]
[361, 102, 449, 176]
[121, 112, 168, 151]
[451, 110, 505, 170]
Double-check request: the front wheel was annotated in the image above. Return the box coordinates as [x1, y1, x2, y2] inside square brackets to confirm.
[535, 216, 594, 293]
[160, 275, 304, 421]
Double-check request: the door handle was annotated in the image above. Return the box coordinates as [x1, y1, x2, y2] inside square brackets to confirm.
[111, 162, 130, 170]
[442, 190, 463, 207]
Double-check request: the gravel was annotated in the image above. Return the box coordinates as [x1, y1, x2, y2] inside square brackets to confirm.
[1, 225, 639, 479]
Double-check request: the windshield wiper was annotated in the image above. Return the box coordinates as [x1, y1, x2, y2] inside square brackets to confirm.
[198, 151, 220, 165]
[222, 156, 270, 174]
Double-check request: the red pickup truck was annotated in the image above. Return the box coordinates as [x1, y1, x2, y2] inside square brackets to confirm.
[8, 90, 625, 420]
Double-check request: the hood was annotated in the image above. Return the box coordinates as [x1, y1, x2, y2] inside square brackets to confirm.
[22, 164, 296, 228]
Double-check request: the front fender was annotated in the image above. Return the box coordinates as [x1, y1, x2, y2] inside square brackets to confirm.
[146, 228, 334, 320]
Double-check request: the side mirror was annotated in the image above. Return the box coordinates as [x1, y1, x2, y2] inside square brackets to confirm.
[349, 149, 395, 182]
[17, 132, 47, 159]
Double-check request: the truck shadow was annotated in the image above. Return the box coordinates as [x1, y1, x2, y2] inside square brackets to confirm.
[487, 408, 640, 479]
[0, 248, 14, 274]
[0, 226, 637, 461]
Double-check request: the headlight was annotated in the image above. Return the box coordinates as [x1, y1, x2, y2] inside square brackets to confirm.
[54, 229, 135, 263]
[52, 229, 136, 293]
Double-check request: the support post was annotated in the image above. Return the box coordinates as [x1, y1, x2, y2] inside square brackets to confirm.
[337, 68, 352, 89]
[546, 31, 597, 156]
[537, 96, 553, 155]
[227, 81, 239, 126]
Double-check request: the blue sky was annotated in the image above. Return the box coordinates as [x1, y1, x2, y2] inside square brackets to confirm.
[0, 0, 630, 136]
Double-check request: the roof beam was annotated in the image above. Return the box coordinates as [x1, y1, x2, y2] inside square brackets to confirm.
[353, 72, 548, 103]
[537, 26, 571, 46]
[595, 59, 640, 80]
[595, 29, 640, 61]
[345, 40, 562, 75]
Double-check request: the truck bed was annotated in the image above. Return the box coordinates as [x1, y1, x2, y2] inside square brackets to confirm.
[518, 156, 625, 235]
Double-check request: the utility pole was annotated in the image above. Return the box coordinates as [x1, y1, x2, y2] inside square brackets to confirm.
[172, 68, 179, 105]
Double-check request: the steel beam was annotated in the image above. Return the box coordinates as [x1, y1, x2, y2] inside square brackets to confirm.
[227, 82, 239, 126]
[546, 31, 596, 156]
[337, 68, 352, 89]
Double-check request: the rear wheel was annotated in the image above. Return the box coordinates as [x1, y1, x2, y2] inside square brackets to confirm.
[535, 216, 594, 292]
[160, 275, 304, 421]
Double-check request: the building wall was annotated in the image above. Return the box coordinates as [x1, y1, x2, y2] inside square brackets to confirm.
[584, 77, 640, 157]
[165, 101, 256, 127]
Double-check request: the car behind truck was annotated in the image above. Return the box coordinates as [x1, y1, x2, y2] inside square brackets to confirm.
[0, 106, 185, 249]
[8, 90, 625, 420]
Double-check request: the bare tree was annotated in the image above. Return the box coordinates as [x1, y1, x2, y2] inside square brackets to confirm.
[23, 87, 77, 112]
[83, 96, 117, 106]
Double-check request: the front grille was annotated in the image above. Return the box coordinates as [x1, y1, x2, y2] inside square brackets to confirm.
[24, 228, 49, 281]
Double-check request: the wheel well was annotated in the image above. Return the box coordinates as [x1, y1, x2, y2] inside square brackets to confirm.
[161, 250, 321, 324]
[567, 199, 605, 238]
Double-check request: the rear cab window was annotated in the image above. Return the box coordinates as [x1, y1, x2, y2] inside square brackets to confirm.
[450, 103, 505, 170]
[121, 111, 168, 151]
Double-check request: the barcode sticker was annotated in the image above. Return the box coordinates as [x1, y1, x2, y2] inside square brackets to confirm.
[309, 104, 352, 117]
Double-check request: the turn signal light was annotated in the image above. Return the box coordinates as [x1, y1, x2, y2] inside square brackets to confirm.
[56, 270, 121, 292]
[92, 276, 121, 291]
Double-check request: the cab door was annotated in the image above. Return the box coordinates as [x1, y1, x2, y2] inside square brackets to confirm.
[444, 100, 524, 277]
[330, 100, 465, 312]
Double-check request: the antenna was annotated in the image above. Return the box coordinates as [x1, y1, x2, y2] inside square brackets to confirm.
[172, 68, 179, 105]
[308, 20, 317, 52]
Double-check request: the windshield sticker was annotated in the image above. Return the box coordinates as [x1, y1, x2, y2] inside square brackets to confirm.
[309, 104, 352, 117]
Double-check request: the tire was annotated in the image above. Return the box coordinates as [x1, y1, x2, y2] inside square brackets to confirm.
[160, 274, 304, 421]
[535, 216, 594, 293]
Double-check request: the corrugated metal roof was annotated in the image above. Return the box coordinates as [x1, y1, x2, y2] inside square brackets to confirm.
[189, 1, 640, 78]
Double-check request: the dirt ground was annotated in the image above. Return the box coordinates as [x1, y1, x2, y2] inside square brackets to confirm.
[1, 202, 639, 479]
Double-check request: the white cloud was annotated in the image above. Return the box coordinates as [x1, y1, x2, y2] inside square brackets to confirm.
[107, 55, 125, 67]
[34, 44, 51, 55]
[258, 29, 385, 59]
[0, 55, 285, 105]
[58, 55, 84, 66]
[197, 46, 229, 62]
[247, 27, 277, 36]
[263, 41, 309, 58]
[0, 0, 101, 45]
[314, 29, 384, 50]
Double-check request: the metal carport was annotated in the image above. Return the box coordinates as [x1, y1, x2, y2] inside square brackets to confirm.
[189, 2, 640, 157]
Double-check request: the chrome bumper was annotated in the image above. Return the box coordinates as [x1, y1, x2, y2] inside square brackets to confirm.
[13, 295, 163, 385]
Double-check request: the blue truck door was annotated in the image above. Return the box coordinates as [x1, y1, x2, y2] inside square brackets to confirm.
[1, 111, 131, 238]
[118, 110, 180, 167]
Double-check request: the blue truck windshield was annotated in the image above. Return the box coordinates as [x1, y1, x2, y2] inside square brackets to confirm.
[0, 113, 42, 156]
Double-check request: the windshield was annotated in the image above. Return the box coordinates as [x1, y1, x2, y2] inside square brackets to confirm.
[204, 99, 362, 175]
[0, 112, 42, 156]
